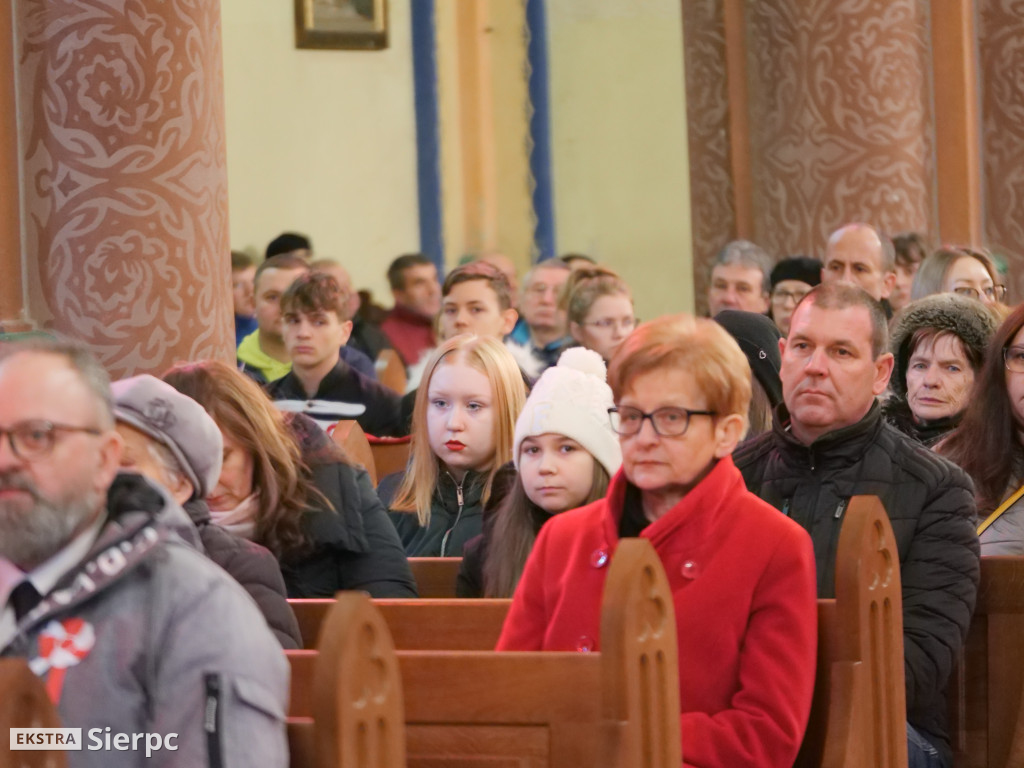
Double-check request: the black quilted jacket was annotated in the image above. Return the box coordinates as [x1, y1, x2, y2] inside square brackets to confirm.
[733, 401, 979, 767]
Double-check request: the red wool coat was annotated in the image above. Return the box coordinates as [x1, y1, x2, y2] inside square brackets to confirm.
[496, 455, 818, 768]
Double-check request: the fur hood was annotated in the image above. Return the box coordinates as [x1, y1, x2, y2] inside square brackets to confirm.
[889, 293, 999, 399]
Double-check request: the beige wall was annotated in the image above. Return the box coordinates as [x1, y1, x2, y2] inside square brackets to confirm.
[220, 0, 693, 316]
[220, 0, 419, 305]
[547, 0, 693, 317]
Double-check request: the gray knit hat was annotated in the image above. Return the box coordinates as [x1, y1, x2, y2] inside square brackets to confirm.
[889, 293, 999, 399]
[112, 374, 223, 499]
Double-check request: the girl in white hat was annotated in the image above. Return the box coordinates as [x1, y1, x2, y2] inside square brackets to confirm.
[459, 347, 622, 597]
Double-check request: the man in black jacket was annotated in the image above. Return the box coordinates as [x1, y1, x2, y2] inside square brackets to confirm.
[734, 281, 979, 768]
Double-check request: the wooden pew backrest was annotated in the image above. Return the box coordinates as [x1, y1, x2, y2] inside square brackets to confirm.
[409, 557, 461, 598]
[289, 598, 511, 651]
[366, 435, 411, 482]
[288, 538, 681, 768]
[375, 350, 406, 395]
[0, 658, 67, 768]
[950, 556, 1024, 768]
[289, 594, 405, 768]
[796, 494, 907, 768]
[397, 538, 681, 768]
[331, 420, 376, 484]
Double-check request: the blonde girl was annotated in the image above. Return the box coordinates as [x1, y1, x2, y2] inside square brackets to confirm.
[379, 334, 526, 556]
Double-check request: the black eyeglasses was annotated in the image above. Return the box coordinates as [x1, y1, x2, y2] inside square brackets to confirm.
[0, 420, 102, 461]
[608, 406, 716, 437]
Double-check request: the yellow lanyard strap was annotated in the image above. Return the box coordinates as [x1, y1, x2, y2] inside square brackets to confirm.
[978, 483, 1024, 536]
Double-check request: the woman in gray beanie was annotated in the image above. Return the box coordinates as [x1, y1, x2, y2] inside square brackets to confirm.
[884, 293, 999, 446]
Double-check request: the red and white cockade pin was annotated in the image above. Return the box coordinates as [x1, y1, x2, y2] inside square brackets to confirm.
[29, 617, 96, 703]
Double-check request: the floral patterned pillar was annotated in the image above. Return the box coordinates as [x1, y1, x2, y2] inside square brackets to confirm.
[979, 0, 1024, 298]
[14, 0, 233, 377]
[744, 0, 935, 259]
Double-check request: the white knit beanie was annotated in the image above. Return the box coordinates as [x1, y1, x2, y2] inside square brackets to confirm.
[513, 347, 622, 476]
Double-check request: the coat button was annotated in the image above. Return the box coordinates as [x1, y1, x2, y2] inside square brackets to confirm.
[590, 549, 609, 568]
[681, 560, 700, 580]
[576, 635, 594, 653]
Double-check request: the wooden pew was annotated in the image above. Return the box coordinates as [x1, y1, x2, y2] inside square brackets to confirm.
[288, 595, 405, 768]
[291, 598, 510, 651]
[794, 494, 907, 768]
[288, 537, 681, 768]
[366, 435, 411, 481]
[408, 557, 461, 598]
[950, 556, 1024, 768]
[376, 349, 407, 395]
[330, 420, 376, 485]
[288, 494, 907, 768]
[0, 658, 67, 768]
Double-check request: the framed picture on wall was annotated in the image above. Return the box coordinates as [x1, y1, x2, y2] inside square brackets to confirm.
[294, 0, 388, 50]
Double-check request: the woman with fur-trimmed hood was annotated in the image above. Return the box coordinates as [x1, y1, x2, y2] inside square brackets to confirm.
[884, 293, 998, 447]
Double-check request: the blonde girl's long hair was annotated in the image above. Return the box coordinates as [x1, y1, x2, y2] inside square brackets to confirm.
[390, 334, 526, 526]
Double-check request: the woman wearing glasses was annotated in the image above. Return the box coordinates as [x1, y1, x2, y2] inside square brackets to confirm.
[884, 294, 998, 447]
[497, 314, 818, 768]
[910, 246, 1006, 308]
[939, 305, 1024, 555]
[563, 266, 637, 362]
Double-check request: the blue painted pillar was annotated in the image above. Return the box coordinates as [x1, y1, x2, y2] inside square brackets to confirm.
[411, 0, 444, 271]
[526, 0, 556, 261]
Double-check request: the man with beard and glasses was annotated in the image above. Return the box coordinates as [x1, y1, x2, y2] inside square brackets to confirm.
[0, 339, 288, 768]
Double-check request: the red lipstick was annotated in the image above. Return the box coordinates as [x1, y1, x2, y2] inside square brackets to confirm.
[445, 440, 466, 452]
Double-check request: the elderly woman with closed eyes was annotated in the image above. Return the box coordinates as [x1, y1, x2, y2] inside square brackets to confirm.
[497, 313, 818, 768]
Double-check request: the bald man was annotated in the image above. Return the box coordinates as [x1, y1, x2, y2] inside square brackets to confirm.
[821, 223, 897, 303]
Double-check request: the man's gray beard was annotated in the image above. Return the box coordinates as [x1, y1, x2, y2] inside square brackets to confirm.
[0, 482, 102, 569]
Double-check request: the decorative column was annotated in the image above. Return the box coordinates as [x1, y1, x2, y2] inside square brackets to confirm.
[0, 6, 29, 333]
[744, 0, 934, 259]
[681, 0, 736, 315]
[14, 0, 233, 377]
[979, 0, 1024, 300]
[684, 0, 936, 295]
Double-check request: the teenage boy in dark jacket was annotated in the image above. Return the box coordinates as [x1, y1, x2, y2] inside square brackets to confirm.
[734, 282, 979, 768]
[268, 272, 409, 437]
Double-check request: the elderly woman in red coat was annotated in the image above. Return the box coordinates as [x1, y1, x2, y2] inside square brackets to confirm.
[497, 313, 818, 767]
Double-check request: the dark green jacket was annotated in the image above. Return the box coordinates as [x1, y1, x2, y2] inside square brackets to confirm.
[379, 469, 486, 557]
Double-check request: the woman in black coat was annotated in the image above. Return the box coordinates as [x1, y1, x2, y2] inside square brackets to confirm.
[163, 360, 417, 600]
